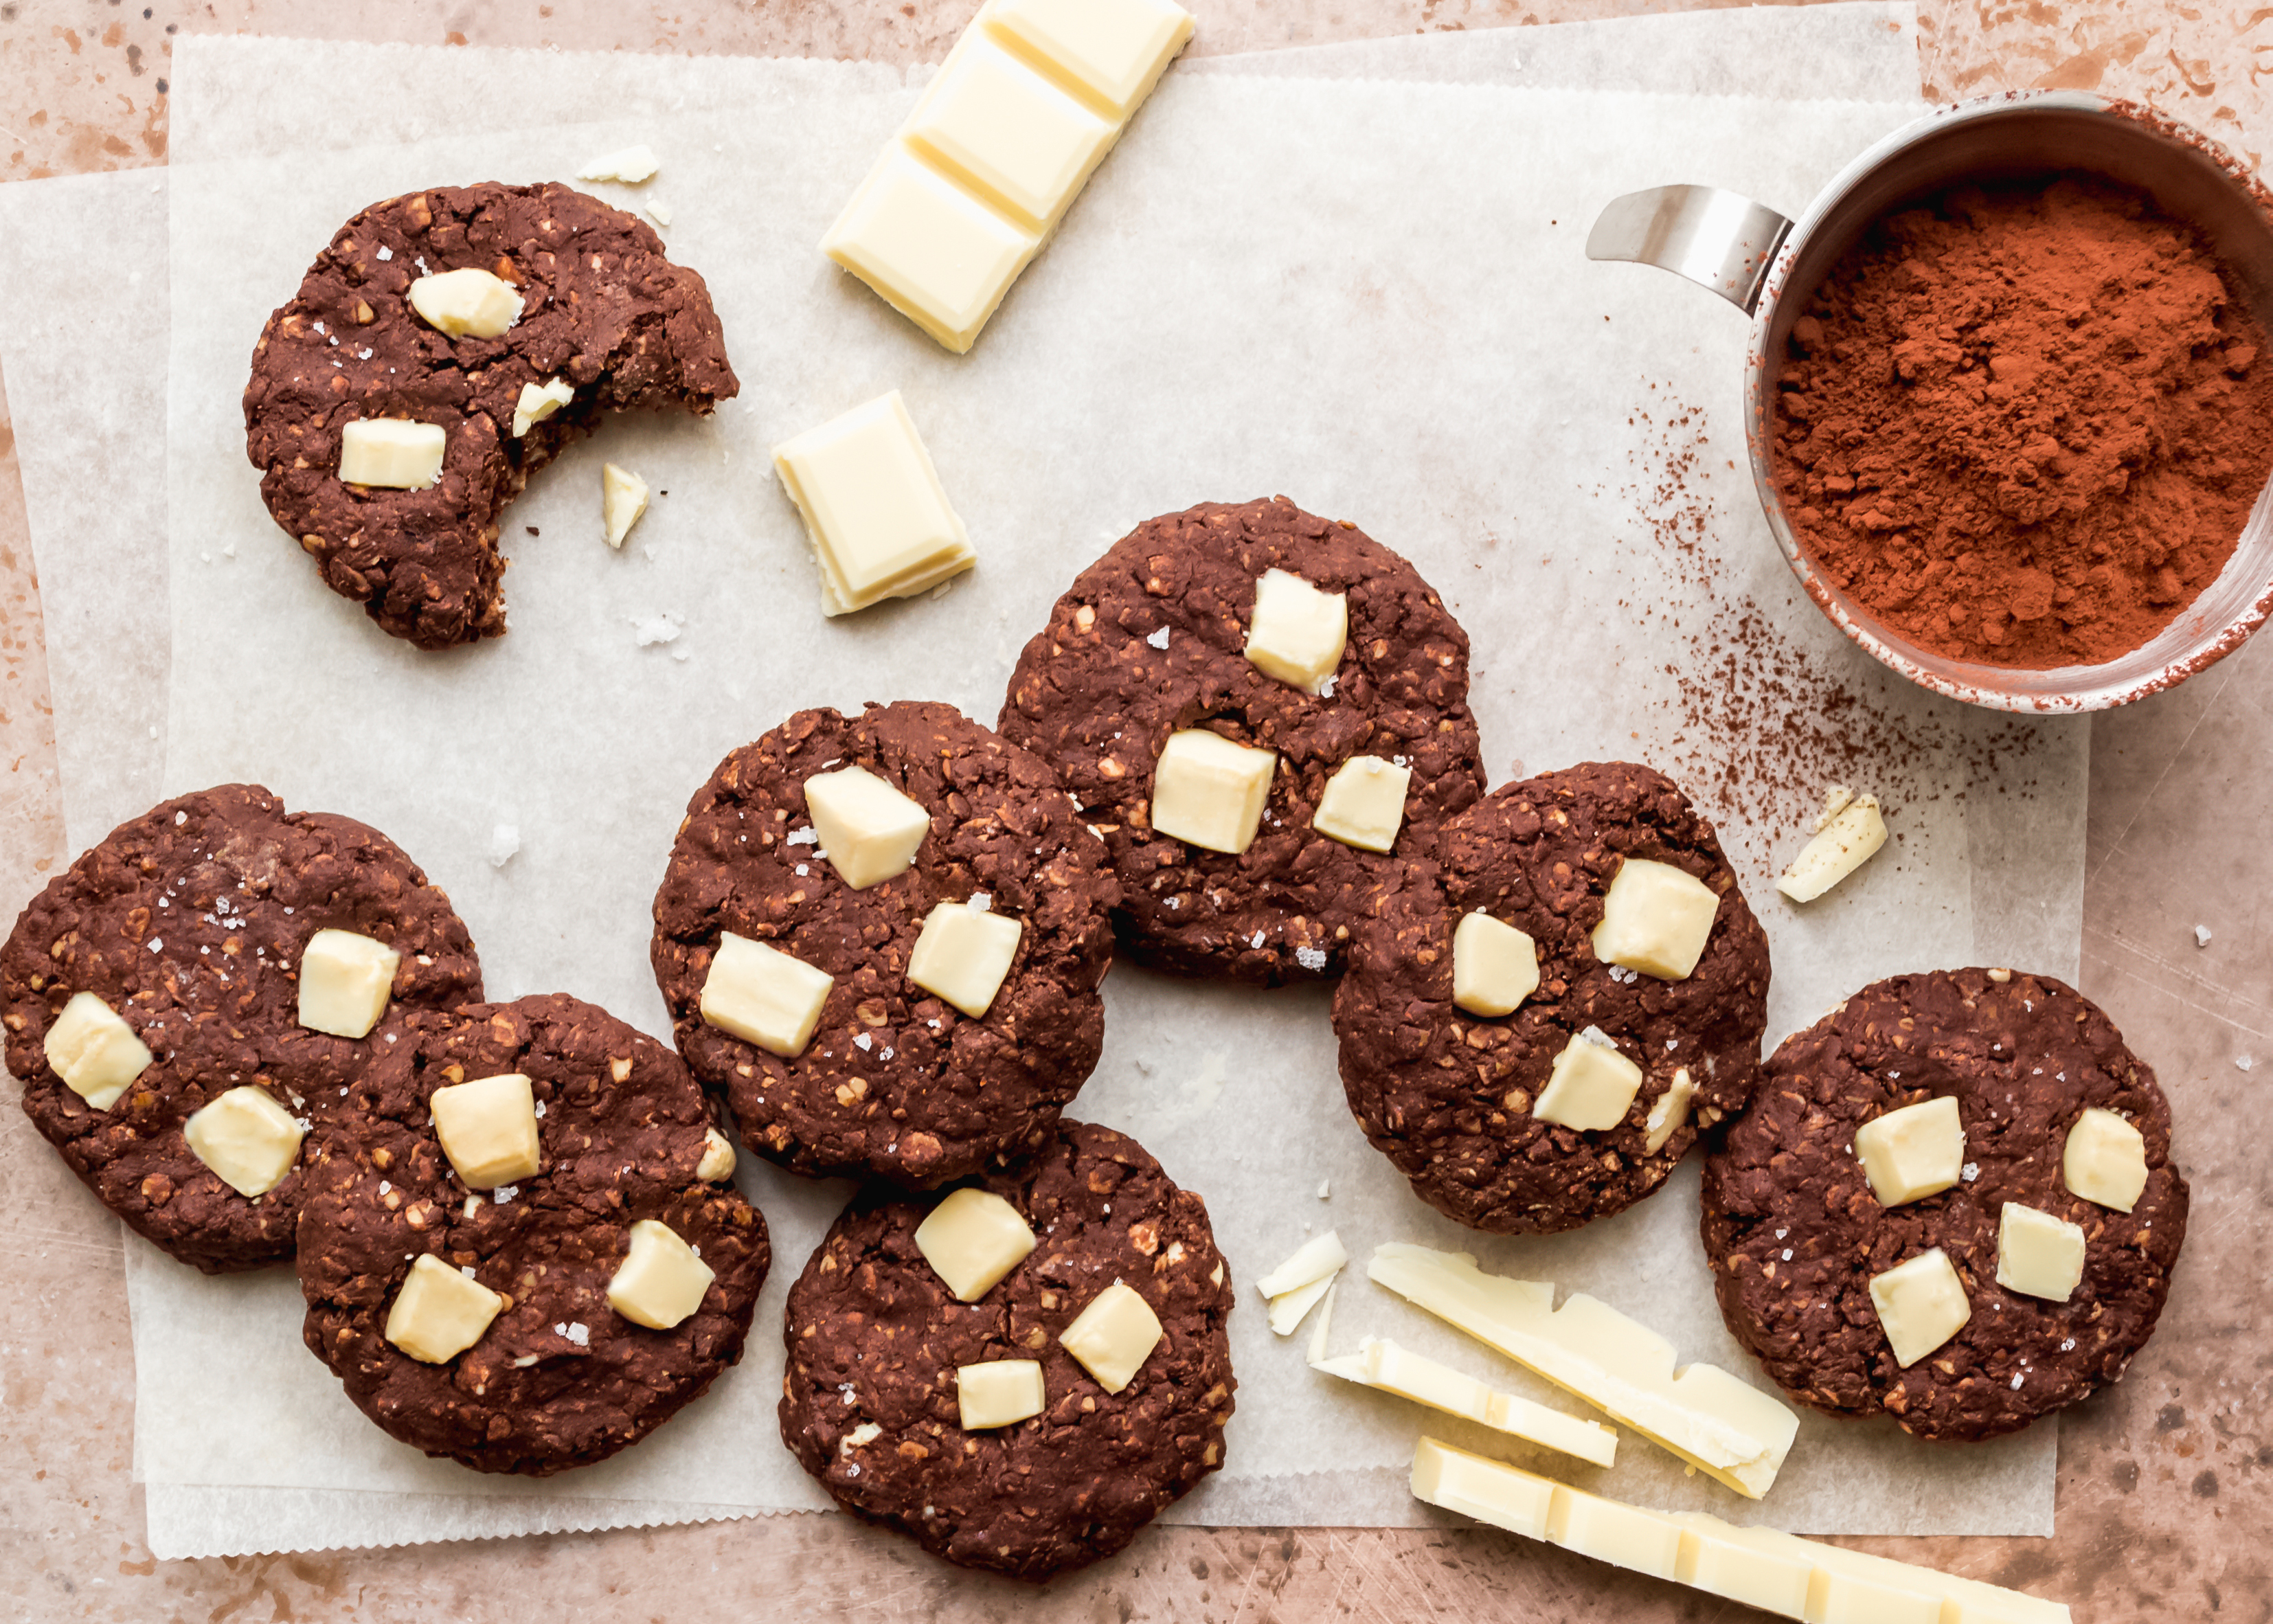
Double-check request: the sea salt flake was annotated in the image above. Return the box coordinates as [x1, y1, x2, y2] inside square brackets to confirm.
[565, 1322, 590, 1346]
[2238, 1055, 2255, 1072]
[1249, 930, 1267, 949]
[1296, 945, 1328, 971]
[787, 827, 818, 846]
[493, 1184, 519, 1204]
[1146, 627, 1170, 650]
[1961, 1162, 1980, 1182]
[2010, 1373, 2025, 1390]
[968, 892, 993, 913]
[854, 1034, 873, 1052]
[376, 246, 392, 261]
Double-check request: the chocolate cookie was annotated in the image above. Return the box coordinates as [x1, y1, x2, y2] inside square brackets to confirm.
[1333, 763, 1770, 1234]
[1702, 969, 2189, 1442]
[296, 993, 769, 1475]
[998, 497, 1485, 984]
[781, 1120, 1234, 1579]
[651, 701, 1120, 1188]
[2, 785, 482, 1272]
[245, 181, 738, 649]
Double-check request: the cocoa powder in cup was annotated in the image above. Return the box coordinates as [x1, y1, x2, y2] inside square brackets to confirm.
[1770, 174, 2273, 669]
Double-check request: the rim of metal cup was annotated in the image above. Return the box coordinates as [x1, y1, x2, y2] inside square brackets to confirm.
[1742, 91, 2273, 714]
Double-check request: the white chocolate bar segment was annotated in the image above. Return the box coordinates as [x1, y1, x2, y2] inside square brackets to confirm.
[1592, 857, 1721, 981]
[1533, 1030, 1644, 1133]
[1996, 1202, 2087, 1302]
[385, 1253, 504, 1364]
[822, 147, 1040, 354]
[1243, 568, 1348, 693]
[802, 763, 932, 890]
[1311, 1337, 1618, 1467]
[429, 1072, 543, 1190]
[1868, 1247, 1971, 1368]
[2062, 1107, 2147, 1213]
[338, 419, 445, 489]
[773, 392, 976, 614]
[905, 37, 1116, 234]
[907, 902, 1024, 1018]
[958, 1359, 1048, 1429]
[985, 0, 1195, 121]
[407, 267, 523, 339]
[607, 1218, 716, 1329]
[699, 932, 833, 1057]
[43, 991, 153, 1111]
[182, 1085, 304, 1197]
[296, 929, 401, 1039]
[1853, 1094, 1965, 1208]
[1452, 912, 1540, 1017]
[915, 1187, 1037, 1302]
[1150, 729, 1276, 855]
[1311, 756, 1409, 853]
[1058, 1280, 1163, 1393]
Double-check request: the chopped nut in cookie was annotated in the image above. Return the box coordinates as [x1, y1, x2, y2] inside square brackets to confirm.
[908, 901, 1023, 1018]
[1867, 1247, 1970, 1367]
[1243, 568, 1348, 693]
[1311, 755, 1410, 853]
[407, 267, 523, 338]
[1852, 1095, 1964, 1208]
[297, 928, 401, 1039]
[1059, 1280, 1164, 1394]
[608, 1218, 716, 1329]
[1533, 1030, 1644, 1133]
[2062, 1107, 2147, 1213]
[429, 1072, 543, 1190]
[1995, 1201, 2086, 1302]
[1151, 729, 1275, 855]
[182, 1084, 304, 1197]
[42, 991, 152, 1111]
[1451, 912, 1539, 1017]
[696, 1126, 737, 1182]
[772, 392, 976, 612]
[337, 418, 445, 489]
[804, 763, 931, 890]
[699, 932, 833, 1057]
[956, 1359, 1048, 1429]
[1591, 857, 1720, 981]
[914, 1186, 1037, 1302]
[385, 1252, 504, 1364]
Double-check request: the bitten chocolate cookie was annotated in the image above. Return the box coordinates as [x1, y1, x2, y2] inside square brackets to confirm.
[2, 785, 482, 1272]
[296, 993, 769, 1475]
[781, 1120, 1234, 1579]
[245, 181, 738, 649]
[1702, 969, 2189, 1442]
[652, 701, 1120, 1188]
[998, 497, 1485, 984]
[1334, 763, 1769, 1234]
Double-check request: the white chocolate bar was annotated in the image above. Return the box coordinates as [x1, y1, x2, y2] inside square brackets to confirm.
[773, 392, 976, 614]
[1312, 1337, 1618, 1467]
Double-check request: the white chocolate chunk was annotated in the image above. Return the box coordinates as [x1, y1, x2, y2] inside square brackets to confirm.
[1266, 1272, 1337, 1336]
[385, 1252, 503, 1364]
[699, 932, 833, 1058]
[1813, 783, 1857, 830]
[957, 1359, 1048, 1430]
[907, 902, 1023, 1018]
[914, 1187, 1037, 1302]
[696, 1126, 737, 1182]
[1305, 1281, 1337, 1366]
[1591, 857, 1721, 980]
[985, 0, 1195, 122]
[804, 764, 931, 890]
[1150, 729, 1276, 855]
[1451, 913, 1539, 1017]
[429, 1072, 543, 1190]
[602, 462, 648, 549]
[512, 377, 575, 438]
[1868, 1248, 1971, 1368]
[296, 929, 401, 1039]
[1533, 1030, 1644, 1133]
[1643, 1067, 1697, 1155]
[822, 146, 1039, 354]
[1853, 1095, 1965, 1208]
[1254, 1229, 1348, 1298]
[773, 392, 976, 613]
[337, 418, 445, 488]
[577, 144, 661, 183]
[1776, 794, 1888, 903]
[1996, 1202, 2087, 1302]
[607, 1218, 716, 1329]
[182, 1085, 304, 1197]
[43, 991, 152, 1110]
[1313, 1338, 1619, 1467]
[1243, 569, 1348, 692]
[406, 267, 523, 338]
[905, 35, 1115, 234]
[841, 1422, 883, 1452]
[1311, 756, 1410, 853]
[2063, 1107, 2147, 1213]
[1059, 1280, 1163, 1393]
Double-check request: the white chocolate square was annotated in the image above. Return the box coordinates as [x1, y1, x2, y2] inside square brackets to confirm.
[696, 1126, 737, 1182]
[956, 1359, 1048, 1429]
[407, 267, 523, 338]
[385, 1252, 504, 1364]
[2063, 1107, 2148, 1213]
[1643, 1067, 1698, 1155]
[512, 377, 575, 438]
[1591, 857, 1721, 981]
[1853, 1096, 1965, 1208]
[985, 0, 1195, 120]
[1867, 1248, 1971, 1368]
[607, 1217, 716, 1329]
[429, 1072, 543, 1190]
[43, 991, 152, 1111]
[905, 36, 1115, 234]
[296, 929, 401, 1039]
[907, 902, 1023, 1018]
[773, 391, 977, 613]
[338, 419, 445, 489]
[1058, 1280, 1164, 1393]
[1451, 912, 1539, 1017]
[822, 146, 1040, 354]
[182, 1085, 304, 1197]
[699, 932, 834, 1058]
[1243, 569, 1348, 693]
[602, 462, 648, 548]
[914, 1186, 1037, 1301]
[1150, 728, 1276, 855]
[1533, 1030, 1644, 1132]
[803, 763, 932, 890]
[1312, 756, 1410, 853]
[1995, 1202, 2086, 1302]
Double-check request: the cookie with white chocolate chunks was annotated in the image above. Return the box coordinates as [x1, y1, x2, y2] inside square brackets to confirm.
[780, 1120, 1234, 1579]
[295, 993, 767, 1475]
[1701, 968, 2187, 1442]
[998, 497, 1485, 984]
[651, 701, 1119, 1188]
[1333, 763, 1769, 1234]
[244, 181, 738, 649]
[1, 785, 482, 1272]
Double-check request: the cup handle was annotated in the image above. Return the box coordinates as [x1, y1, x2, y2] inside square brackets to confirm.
[1585, 185, 1794, 315]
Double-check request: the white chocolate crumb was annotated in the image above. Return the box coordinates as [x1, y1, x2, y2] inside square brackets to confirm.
[2194, 924, 2213, 947]
[1318, 1180, 1331, 1199]
[488, 824, 521, 868]
[632, 611, 683, 646]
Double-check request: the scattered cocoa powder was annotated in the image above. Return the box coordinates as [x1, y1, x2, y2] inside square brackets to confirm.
[1771, 174, 2273, 669]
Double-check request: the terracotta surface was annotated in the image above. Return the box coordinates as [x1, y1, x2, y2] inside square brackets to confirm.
[2, 2, 2268, 1619]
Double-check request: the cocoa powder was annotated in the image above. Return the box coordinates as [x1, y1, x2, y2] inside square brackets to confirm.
[1771, 174, 2273, 669]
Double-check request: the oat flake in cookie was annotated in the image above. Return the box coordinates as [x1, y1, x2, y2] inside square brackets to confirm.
[1702, 969, 2188, 1442]
[999, 497, 1486, 984]
[1, 785, 482, 1273]
[782, 1120, 1234, 1579]
[296, 993, 769, 1474]
[651, 701, 1119, 1188]
[1334, 763, 1769, 1235]
[245, 181, 738, 649]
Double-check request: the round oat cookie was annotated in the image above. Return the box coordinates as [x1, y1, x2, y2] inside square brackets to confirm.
[651, 701, 1120, 1188]
[997, 497, 1486, 984]
[1333, 763, 1770, 1234]
[1, 785, 482, 1273]
[1702, 969, 2189, 1442]
[245, 181, 738, 649]
[780, 1120, 1234, 1579]
[296, 993, 769, 1476]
